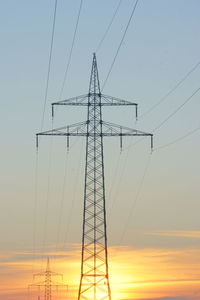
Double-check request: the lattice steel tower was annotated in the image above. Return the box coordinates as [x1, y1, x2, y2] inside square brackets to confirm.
[37, 54, 153, 300]
[29, 258, 67, 300]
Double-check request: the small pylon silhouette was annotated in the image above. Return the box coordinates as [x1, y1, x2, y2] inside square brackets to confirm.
[29, 257, 68, 300]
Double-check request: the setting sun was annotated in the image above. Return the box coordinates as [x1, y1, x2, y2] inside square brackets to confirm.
[1, 242, 200, 299]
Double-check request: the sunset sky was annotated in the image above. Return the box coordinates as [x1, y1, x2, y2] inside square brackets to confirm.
[1, 1, 200, 299]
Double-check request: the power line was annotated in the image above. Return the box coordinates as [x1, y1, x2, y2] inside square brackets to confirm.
[153, 86, 200, 132]
[98, 3, 200, 247]
[108, 138, 150, 237]
[36, 0, 83, 270]
[40, 121, 54, 271]
[122, 85, 200, 152]
[119, 153, 152, 245]
[107, 153, 122, 221]
[59, 0, 83, 100]
[55, 137, 83, 254]
[108, 139, 133, 223]
[117, 125, 200, 245]
[40, 0, 58, 131]
[102, 0, 140, 90]
[40, 0, 83, 261]
[53, 0, 84, 256]
[62, 139, 84, 248]
[55, 148, 69, 254]
[118, 92, 200, 242]
[95, 0, 123, 53]
[32, 150, 39, 274]
[155, 125, 200, 151]
[36, 0, 58, 273]
[115, 87, 200, 241]
[139, 60, 200, 120]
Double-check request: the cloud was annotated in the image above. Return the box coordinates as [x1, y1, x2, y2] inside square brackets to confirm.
[147, 230, 200, 239]
[122, 297, 193, 300]
[1, 244, 200, 300]
[148, 298, 193, 300]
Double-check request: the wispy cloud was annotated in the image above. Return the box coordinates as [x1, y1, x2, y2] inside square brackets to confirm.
[147, 230, 200, 239]
[1, 244, 200, 300]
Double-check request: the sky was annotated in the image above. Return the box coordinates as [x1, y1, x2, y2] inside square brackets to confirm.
[1, 0, 200, 299]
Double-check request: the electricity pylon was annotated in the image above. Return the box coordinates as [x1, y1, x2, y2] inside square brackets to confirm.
[36, 54, 153, 300]
[29, 257, 67, 300]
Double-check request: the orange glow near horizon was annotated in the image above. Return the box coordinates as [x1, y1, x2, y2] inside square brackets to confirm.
[1, 244, 200, 300]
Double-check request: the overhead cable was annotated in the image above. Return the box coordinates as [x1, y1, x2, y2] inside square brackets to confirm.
[41, 130, 54, 270]
[122, 85, 200, 152]
[155, 125, 200, 151]
[95, 0, 123, 53]
[55, 137, 83, 254]
[62, 139, 84, 250]
[40, 0, 58, 131]
[153, 86, 200, 132]
[117, 86, 200, 244]
[139, 60, 200, 120]
[37, 0, 58, 271]
[53, 0, 84, 256]
[59, 0, 83, 100]
[102, 0, 139, 90]
[118, 86, 200, 242]
[108, 139, 133, 223]
[119, 153, 152, 245]
[32, 150, 39, 273]
[55, 150, 69, 254]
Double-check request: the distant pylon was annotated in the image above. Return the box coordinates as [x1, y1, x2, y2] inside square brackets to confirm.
[29, 257, 68, 300]
[36, 54, 153, 300]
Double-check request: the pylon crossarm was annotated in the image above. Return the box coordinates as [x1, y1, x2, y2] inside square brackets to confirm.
[102, 121, 151, 135]
[52, 94, 138, 119]
[29, 282, 46, 287]
[29, 283, 66, 287]
[101, 94, 138, 119]
[33, 272, 45, 278]
[36, 121, 87, 148]
[51, 94, 88, 117]
[48, 281, 68, 287]
[49, 272, 63, 278]
[36, 120, 153, 150]
[37, 121, 150, 136]
[43, 271, 63, 278]
[33, 271, 61, 278]
[102, 121, 153, 150]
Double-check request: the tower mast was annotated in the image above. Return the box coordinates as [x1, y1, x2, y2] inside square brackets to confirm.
[78, 54, 111, 300]
[36, 54, 153, 300]
[45, 257, 52, 300]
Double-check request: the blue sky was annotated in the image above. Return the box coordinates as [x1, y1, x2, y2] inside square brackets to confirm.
[1, 0, 200, 249]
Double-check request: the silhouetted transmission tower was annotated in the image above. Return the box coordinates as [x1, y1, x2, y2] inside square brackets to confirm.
[36, 54, 153, 300]
[29, 258, 67, 300]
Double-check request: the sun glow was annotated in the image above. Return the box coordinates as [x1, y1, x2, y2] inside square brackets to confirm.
[0, 244, 200, 300]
